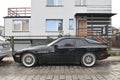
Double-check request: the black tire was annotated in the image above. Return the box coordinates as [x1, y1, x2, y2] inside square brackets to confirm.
[21, 53, 37, 67]
[0, 57, 4, 61]
[81, 53, 96, 67]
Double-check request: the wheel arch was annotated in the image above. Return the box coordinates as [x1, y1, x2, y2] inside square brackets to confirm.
[20, 50, 37, 63]
[85, 48, 99, 59]
[81, 52, 96, 67]
[21, 51, 38, 67]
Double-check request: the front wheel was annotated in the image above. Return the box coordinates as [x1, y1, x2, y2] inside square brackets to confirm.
[0, 57, 4, 61]
[21, 53, 37, 67]
[81, 53, 96, 67]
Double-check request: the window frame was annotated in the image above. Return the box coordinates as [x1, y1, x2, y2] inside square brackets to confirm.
[46, 0, 63, 7]
[13, 20, 22, 32]
[75, 0, 86, 6]
[46, 19, 63, 32]
[12, 19, 29, 32]
[69, 19, 74, 30]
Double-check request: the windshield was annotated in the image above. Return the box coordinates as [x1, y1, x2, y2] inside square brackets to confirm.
[85, 38, 101, 44]
[47, 38, 61, 47]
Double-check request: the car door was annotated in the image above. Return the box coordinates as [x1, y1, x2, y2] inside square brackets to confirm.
[74, 38, 87, 62]
[54, 38, 75, 63]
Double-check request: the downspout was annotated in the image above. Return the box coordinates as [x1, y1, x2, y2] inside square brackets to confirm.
[76, 15, 78, 37]
[4, 18, 5, 37]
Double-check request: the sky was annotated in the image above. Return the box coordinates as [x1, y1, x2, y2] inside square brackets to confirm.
[0, 0, 119, 28]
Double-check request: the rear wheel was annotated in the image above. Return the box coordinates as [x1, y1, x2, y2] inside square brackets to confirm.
[21, 53, 37, 67]
[81, 53, 96, 67]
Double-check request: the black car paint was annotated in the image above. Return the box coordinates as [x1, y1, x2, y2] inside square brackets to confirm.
[13, 37, 110, 64]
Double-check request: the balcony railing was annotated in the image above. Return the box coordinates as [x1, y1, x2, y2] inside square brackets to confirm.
[8, 7, 31, 16]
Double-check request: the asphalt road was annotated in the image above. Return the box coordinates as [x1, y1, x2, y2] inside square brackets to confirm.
[0, 56, 120, 80]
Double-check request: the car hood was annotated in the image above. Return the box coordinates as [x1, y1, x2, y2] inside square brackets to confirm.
[17, 45, 48, 52]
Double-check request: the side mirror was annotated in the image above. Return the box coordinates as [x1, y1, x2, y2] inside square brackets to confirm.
[54, 45, 58, 49]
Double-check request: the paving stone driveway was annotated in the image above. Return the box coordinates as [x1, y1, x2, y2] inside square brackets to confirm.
[0, 57, 120, 80]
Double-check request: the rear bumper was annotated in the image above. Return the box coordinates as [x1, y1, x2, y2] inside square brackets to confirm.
[97, 53, 110, 60]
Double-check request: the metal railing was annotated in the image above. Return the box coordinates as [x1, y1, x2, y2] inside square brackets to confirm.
[8, 7, 31, 16]
[87, 30, 109, 46]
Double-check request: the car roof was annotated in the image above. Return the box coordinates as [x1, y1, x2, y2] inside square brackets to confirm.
[59, 37, 101, 43]
[59, 37, 84, 39]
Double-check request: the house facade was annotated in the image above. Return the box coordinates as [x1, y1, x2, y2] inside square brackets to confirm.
[4, 0, 115, 50]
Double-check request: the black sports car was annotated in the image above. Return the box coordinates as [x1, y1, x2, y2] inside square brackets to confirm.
[13, 37, 110, 67]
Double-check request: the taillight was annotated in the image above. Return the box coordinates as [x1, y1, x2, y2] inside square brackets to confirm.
[100, 53, 105, 57]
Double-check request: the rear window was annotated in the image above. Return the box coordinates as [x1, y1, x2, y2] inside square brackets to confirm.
[75, 39, 87, 47]
[85, 38, 101, 44]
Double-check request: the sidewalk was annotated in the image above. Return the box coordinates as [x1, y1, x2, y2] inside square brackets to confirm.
[105, 56, 120, 62]
[3, 56, 14, 61]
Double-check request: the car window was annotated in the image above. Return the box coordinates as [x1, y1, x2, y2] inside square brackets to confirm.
[75, 39, 86, 48]
[55, 39, 74, 48]
[85, 38, 101, 44]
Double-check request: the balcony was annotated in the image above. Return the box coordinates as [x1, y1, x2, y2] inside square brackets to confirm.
[8, 7, 31, 16]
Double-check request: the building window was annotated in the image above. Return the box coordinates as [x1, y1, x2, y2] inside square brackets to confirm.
[46, 19, 63, 31]
[69, 19, 73, 29]
[13, 20, 29, 31]
[47, 0, 63, 6]
[75, 0, 86, 6]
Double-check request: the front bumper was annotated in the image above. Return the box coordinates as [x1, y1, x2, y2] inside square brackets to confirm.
[13, 54, 21, 63]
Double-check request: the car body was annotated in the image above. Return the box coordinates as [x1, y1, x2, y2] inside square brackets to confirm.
[0, 36, 11, 61]
[13, 37, 110, 67]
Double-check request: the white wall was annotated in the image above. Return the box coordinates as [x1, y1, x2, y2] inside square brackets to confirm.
[86, 0, 111, 5]
[86, 0, 111, 13]
[14, 43, 31, 51]
[30, 0, 111, 36]
[4, 18, 31, 37]
[30, 0, 88, 36]
[5, 0, 112, 37]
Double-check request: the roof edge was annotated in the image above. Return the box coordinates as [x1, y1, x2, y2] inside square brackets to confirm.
[4, 16, 31, 18]
[75, 13, 116, 17]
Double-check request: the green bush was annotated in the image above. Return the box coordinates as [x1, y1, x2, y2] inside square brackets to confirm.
[31, 41, 44, 46]
[47, 37, 54, 43]
[109, 51, 120, 56]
